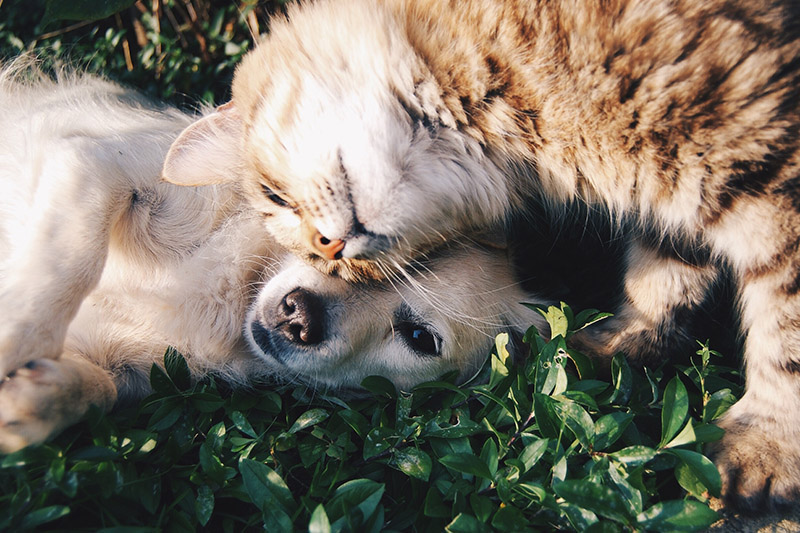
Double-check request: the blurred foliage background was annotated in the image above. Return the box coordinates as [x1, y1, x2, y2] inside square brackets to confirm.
[0, 0, 292, 108]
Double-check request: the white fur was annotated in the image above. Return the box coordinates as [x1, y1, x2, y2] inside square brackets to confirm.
[0, 62, 543, 452]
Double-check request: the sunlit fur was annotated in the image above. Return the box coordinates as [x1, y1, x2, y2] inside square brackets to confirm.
[162, 0, 800, 511]
[0, 62, 542, 452]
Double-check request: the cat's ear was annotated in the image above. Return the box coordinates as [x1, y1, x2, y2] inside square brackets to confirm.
[163, 102, 244, 186]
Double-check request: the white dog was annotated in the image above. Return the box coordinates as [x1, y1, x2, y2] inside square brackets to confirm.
[0, 63, 542, 452]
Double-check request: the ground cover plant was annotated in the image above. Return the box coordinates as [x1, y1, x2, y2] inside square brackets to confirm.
[0, 1, 744, 531]
[0, 304, 741, 531]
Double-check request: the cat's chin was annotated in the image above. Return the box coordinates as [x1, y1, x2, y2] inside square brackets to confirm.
[300, 253, 391, 282]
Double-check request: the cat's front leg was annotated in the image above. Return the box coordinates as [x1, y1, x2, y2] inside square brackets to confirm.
[709, 273, 800, 511]
[569, 237, 719, 364]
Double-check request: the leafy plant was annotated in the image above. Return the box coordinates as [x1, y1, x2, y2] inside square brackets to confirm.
[0, 0, 291, 107]
[0, 304, 741, 532]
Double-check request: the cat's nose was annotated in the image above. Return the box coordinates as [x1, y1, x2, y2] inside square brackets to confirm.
[275, 288, 325, 345]
[312, 231, 345, 260]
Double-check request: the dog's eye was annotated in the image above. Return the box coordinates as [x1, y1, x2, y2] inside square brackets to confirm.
[261, 183, 291, 208]
[396, 320, 441, 357]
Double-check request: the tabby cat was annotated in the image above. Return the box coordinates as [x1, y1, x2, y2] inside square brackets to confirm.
[164, 0, 800, 511]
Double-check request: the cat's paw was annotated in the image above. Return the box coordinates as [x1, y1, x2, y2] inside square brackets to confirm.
[709, 417, 800, 513]
[569, 318, 693, 365]
[0, 359, 92, 453]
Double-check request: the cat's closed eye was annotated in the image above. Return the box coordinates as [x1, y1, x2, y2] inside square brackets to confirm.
[260, 183, 291, 209]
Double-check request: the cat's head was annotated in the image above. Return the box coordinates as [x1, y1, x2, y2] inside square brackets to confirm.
[163, 0, 509, 281]
[245, 240, 543, 391]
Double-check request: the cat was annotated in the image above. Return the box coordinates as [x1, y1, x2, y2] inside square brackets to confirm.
[0, 61, 543, 452]
[162, 0, 800, 511]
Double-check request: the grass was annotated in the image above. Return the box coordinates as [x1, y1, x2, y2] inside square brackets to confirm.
[0, 304, 742, 531]
[0, 2, 744, 531]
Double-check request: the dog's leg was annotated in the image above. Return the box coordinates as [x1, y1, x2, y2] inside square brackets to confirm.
[569, 236, 719, 364]
[0, 139, 131, 377]
[0, 352, 116, 453]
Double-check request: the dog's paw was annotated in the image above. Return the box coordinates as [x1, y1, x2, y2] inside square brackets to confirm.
[709, 416, 800, 513]
[0, 357, 115, 453]
[0, 359, 75, 452]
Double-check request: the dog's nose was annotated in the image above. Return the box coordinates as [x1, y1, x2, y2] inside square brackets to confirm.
[275, 288, 325, 345]
[312, 231, 345, 260]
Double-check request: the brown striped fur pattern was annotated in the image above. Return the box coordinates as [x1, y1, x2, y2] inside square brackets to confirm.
[163, 0, 800, 511]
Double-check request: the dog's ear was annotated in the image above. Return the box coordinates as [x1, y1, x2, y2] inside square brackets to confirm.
[162, 102, 243, 186]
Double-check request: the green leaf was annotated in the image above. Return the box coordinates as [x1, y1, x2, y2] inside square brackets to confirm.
[149, 363, 177, 395]
[337, 409, 371, 437]
[610, 445, 657, 467]
[363, 426, 396, 460]
[535, 304, 570, 339]
[636, 500, 718, 531]
[20, 505, 70, 529]
[239, 458, 295, 528]
[164, 348, 191, 390]
[44, 0, 138, 22]
[554, 480, 632, 524]
[519, 438, 549, 472]
[361, 375, 397, 398]
[666, 449, 722, 498]
[533, 393, 563, 439]
[327, 479, 385, 531]
[511, 482, 557, 509]
[560, 502, 599, 531]
[147, 398, 183, 431]
[594, 412, 633, 451]
[439, 453, 494, 480]
[480, 439, 499, 476]
[693, 423, 725, 444]
[195, 485, 214, 526]
[573, 309, 613, 331]
[607, 354, 632, 405]
[491, 504, 527, 530]
[489, 333, 511, 387]
[663, 421, 697, 448]
[606, 461, 644, 515]
[424, 488, 452, 518]
[703, 389, 737, 422]
[446, 513, 491, 533]
[288, 408, 329, 434]
[309, 504, 331, 533]
[230, 411, 258, 439]
[660, 377, 689, 447]
[470, 493, 493, 522]
[565, 348, 596, 379]
[390, 448, 432, 481]
[555, 401, 595, 449]
[199, 439, 235, 485]
[190, 392, 226, 413]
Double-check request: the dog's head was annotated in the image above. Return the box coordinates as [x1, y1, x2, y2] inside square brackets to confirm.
[163, 0, 513, 281]
[245, 242, 543, 391]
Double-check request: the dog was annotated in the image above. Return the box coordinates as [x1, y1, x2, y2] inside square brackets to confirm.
[0, 62, 543, 452]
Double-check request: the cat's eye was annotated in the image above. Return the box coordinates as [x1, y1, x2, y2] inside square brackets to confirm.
[261, 183, 291, 208]
[395, 320, 442, 357]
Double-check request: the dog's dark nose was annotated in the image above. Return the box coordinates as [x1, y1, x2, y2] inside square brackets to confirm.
[275, 288, 325, 345]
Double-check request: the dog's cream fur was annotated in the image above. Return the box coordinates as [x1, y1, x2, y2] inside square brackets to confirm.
[0, 64, 542, 452]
